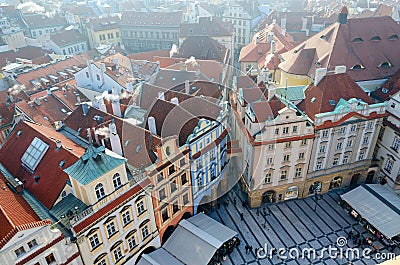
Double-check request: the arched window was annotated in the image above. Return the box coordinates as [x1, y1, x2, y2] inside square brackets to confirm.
[351, 37, 363, 43]
[113, 173, 122, 189]
[378, 62, 391, 68]
[388, 34, 399, 40]
[350, 64, 365, 70]
[95, 183, 105, 200]
[370, 36, 381, 41]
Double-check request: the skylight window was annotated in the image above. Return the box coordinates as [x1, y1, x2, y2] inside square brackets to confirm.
[329, 100, 336, 106]
[21, 137, 49, 172]
[350, 64, 365, 70]
[378, 61, 392, 68]
[388, 34, 399, 40]
[370, 36, 381, 41]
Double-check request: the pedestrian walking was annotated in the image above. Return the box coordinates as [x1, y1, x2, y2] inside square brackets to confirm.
[263, 207, 267, 216]
[249, 245, 253, 254]
[245, 245, 249, 254]
[240, 212, 244, 221]
[348, 229, 354, 239]
[256, 208, 260, 216]
[233, 197, 237, 205]
[225, 199, 229, 207]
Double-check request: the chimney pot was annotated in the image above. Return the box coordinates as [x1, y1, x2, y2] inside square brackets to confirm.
[148, 116, 157, 135]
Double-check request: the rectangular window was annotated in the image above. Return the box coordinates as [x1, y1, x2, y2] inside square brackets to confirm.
[157, 172, 163, 183]
[295, 167, 302, 178]
[27, 239, 38, 249]
[181, 173, 188, 185]
[122, 211, 131, 226]
[283, 127, 289, 134]
[298, 153, 304, 160]
[362, 136, 369, 145]
[14, 246, 26, 257]
[336, 142, 343, 150]
[342, 155, 349, 164]
[392, 137, 400, 152]
[162, 208, 169, 222]
[137, 201, 145, 215]
[159, 188, 166, 201]
[283, 154, 290, 162]
[319, 145, 326, 153]
[385, 159, 394, 173]
[280, 170, 287, 180]
[168, 165, 175, 175]
[339, 127, 346, 134]
[170, 179, 177, 193]
[322, 130, 329, 138]
[367, 121, 373, 129]
[113, 247, 123, 262]
[183, 193, 189, 205]
[266, 157, 273, 164]
[358, 151, 365, 161]
[128, 235, 136, 250]
[45, 253, 56, 264]
[285, 142, 292, 149]
[333, 157, 339, 166]
[173, 202, 179, 214]
[180, 158, 186, 167]
[301, 139, 307, 145]
[265, 173, 272, 183]
[316, 160, 322, 170]
[106, 222, 117, 238]
[89, 234, 101, 249]
[141, 226, 149, 239]
[350, 125, 356, 132]
[21, 137, 49, 171]
[274, 128, 279, 135]
[293, 126, 298, 133]
[268, 144, 275, 150]
[96, 74, 100, 81]
[346, 139, 353, 148]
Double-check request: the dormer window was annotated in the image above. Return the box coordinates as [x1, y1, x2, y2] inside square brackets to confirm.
[350, 64, 365, 70]
[351, 37, 363, 43]
[370, 36, 381, 41]
[388, 34, 399, 40]
[320, 35, 326, 40]
[378, 61, 392, 68]
[95, 183, 106, 200]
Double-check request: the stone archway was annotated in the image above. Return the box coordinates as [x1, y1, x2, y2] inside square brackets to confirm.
[350, 173, 360, 187]
[309, 181, 322, 195]
[366, 171, 375, 184]
[262, 190, 275, 203]
[162, 225, 175, 244]
[329, 176, 343, 190]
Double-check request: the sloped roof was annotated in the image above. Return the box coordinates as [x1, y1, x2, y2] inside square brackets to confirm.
[177, 36, 229, 63]
[372, 67, 400, 102]
[86, 16, 121, 32]
[297, 73, 374, 120]
[250, 95, 286, 122]
[0, 172, 48, 249]
[0, 46, 51, 69]
[152, 69, 208, 90]
[239, 22, 295, 64]
[23, 13, 67, 28]
[64, 145, 125, 185]
[279, 16, 400, 82]
[0, 122, 84, 209]
[51, 29, 86, 47]
[0, 103, 15, 128]
[179, 17, 233, 38]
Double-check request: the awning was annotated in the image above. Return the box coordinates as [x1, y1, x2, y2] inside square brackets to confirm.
[137, 248, 185, 265]
[137, 213, 237, 265]
[341, 184, 400, 239]
[163, 213, 237, 265]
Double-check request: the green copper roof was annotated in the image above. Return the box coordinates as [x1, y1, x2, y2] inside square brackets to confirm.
[276, 86, 307, 101]
[63, 145, 126, 185]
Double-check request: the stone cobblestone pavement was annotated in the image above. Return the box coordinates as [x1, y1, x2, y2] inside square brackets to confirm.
[207, 187, 400, 265]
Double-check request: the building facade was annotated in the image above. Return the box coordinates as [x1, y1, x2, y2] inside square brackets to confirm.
[85, 17, 122, 49]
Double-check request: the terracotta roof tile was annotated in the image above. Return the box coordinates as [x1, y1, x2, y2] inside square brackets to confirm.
[372, 67, 400, 101]
[128, 50, 170, 61]
[297, 73, 374, 120]
[0, 46, 51, 69]
[280, 16, 400, 82]
[176, 36, 229, 63]
[152, 69, 208, 90]
[0, 122, 84, 209]
[0, 103, 15, 128]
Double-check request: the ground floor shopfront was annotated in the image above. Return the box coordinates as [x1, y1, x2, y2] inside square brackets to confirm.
[242, 166, 374, 208]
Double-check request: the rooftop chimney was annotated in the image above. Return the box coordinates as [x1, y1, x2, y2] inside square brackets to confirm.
[109, 121, 123, 156]
[314, 68, 327, 86]
[158, 91, 165, 100]
[148, 116, 157, 135]
[56, 140, 62, 149]
[112, 58, 119, 70]
[185, 80, 190, 94]
[82, 103, 90, 116]
[338, 6, 348, 24]
[270, 40, 276, 54]
[112, 95, 121, 117]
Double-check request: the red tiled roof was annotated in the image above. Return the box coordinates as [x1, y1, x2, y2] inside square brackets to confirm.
[86, 16, 120, 32]
[0, 172, 51, 249]
[51, 29, 85, 47]
[373, 67, 400, 102]
[51, 83, 89, 109]
[280, 16, 400, 82]
[297, 73, 374, 120]
[128, 50, 170, 61]
[374, 4, 393, 17]
[250, 95, 286, 122]
[236, 75, 257, 89]
[15, 54, 90, 93]
[239, 23, 295, 64]
[139, 83, 192, 110]
[0, 122, 84, 209]
[0, 46, 51, 69]
[152, 68, 208, 90]
[73, 178, 150, 234]
[0, 103, 15, 128]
